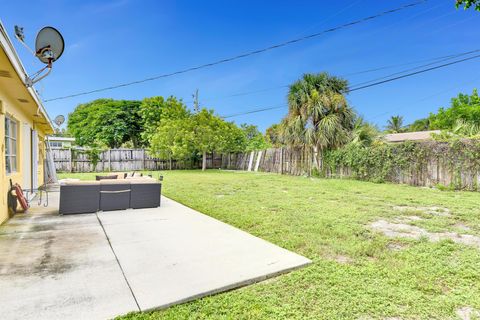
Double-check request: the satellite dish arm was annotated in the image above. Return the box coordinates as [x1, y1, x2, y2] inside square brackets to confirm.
[26, 61, 52, 87]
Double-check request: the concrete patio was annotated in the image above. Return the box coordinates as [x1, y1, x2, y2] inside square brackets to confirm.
[0, 190, 311, 320]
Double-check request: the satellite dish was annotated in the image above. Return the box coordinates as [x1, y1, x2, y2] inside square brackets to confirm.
[54, 115, 65, 127]
[13, 25, 65, 87]
[35, 27, 65, 64]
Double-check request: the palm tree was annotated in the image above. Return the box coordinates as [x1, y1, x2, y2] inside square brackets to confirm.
[386, 115, 405, 133]
[350, 117, 379, 147]
[280, 72, 355, 166]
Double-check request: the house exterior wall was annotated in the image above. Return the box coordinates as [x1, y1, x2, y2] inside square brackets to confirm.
[0, 21, 53, 225]
[0, 93, 48, 224]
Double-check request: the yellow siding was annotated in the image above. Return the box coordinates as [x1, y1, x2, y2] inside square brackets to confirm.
[0, 92, 49, 225]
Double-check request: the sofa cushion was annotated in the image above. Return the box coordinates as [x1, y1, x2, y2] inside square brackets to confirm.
[99, 180, 131, 185]
[96, 175, 118, 181]
[62, 180, 100, 186]
[128, 178, 158, 184]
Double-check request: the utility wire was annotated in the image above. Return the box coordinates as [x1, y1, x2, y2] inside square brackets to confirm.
[186, 48, 479, 105]
[223, 105, 286, 119]
[222, 53, 480, 118]
[348, 53, 480, 92]
[43, 1, 426, 103]
[349, 49, 480, 88]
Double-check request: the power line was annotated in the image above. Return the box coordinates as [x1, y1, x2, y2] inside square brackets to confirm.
[186, 48, 479, 105]
[349, 49, 480, 88]
[223, 105, 285, 119]
[367, 75, 480, 121]
[43, 1, 426, 103]
[221, 53, 480, 119]
[348, 53, 480, 92]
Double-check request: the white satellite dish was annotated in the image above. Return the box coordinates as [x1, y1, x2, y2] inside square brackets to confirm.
[35, 27, 65, 64]
[54, 115, 65, 127]
[13, 25, 65, 87]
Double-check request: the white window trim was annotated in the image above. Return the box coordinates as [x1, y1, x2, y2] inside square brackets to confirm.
[5, 115, 18, 175]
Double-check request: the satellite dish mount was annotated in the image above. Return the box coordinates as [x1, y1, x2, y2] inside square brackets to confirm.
[14, 25, 65, 87]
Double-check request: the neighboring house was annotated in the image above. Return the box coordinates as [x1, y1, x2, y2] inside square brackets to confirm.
[384, 130, 441, 143]
[0, 21, 55, 224]
[47, 136, 75, 149]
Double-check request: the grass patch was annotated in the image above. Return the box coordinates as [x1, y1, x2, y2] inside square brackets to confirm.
[59, 170, 480, 319]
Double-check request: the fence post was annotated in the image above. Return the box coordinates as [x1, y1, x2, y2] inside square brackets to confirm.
[280, 147, 284, 174]
[254, 150, 263, 172]
[247, 151, 255, 171]
[142, 149, 146, 170]
[69, 148, 73, 173]
[108, 149, 112, 172]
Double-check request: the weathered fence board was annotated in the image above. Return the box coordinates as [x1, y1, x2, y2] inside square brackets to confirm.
[51, 148, 208, 173]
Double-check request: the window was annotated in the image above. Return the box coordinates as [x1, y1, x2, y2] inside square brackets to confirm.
[49, 141, 62, 148]
[5, 115, 18, 174]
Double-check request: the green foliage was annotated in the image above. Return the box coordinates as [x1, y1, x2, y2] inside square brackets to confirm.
[67, 99, 142, 148]
[323, 139, 480, 189]
[456, 0, 480, 10]
[150, 117, 196, 160]
[192, 109, 229, 154]
[265, 123, 282, 147]
[428, 89, 480, 130]
[139, 96, 190, 145]
[221, 122, 248, 153]
[433, 119, 480, 141]
[349, 117, 379, 147]
[407, 118, 430, 132]
[323, 142, 421, 183]
[385, 115, 405, 133]
[241, 124, 269, 151]
[86, 147, 102, 168]
[281, 72, 355, 151]
[149, 108, 249, 167]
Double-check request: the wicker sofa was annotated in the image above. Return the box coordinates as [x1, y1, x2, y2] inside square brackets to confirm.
[59, 176, 161, 214]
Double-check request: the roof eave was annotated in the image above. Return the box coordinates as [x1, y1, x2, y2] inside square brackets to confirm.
[0, 20, 55, 132]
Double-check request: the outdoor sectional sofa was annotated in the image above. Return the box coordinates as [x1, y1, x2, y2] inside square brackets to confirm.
[59, 177, 161, 214]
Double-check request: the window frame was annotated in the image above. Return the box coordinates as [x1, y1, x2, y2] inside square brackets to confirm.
[5, 115, 18, 174]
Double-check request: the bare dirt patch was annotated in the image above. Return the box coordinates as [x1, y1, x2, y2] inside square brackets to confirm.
[332, 254, 354, 264]
[370, 220, 480, 250]
[456, 307, 480, 320]
[386, 242, 407, 251]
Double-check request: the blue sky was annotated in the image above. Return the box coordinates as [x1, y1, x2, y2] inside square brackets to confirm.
[1, 0, 479, 131]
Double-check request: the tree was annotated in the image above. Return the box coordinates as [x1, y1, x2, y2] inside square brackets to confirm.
[139, 96, 190, 145]
[349, 117, 378, 147]
[149, 117, 196, 169]
[240, 124, 269, 151]
[221, 122, 247, 154]
[386, 115, 405, 133]
[266, 124, 282, 147]
[427, 89, 480, 130]
[456, 0, 480, 11]
[408, 118, 430, 132]
[149, 107, 250, 170]
[281, 72, 355, 165]
[68, 99, 142, 148]
[192, 109, 230, 171]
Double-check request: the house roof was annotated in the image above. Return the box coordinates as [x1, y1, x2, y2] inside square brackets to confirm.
[0, 20, 54, 133]
[47, 136, 75, 142]
[384, 130, 441, 143]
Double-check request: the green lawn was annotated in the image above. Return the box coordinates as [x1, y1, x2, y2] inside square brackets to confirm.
[59, 170, 480, 319]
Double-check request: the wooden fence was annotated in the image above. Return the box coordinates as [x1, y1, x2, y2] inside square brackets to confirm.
[51, 148, 224, 172]
[220, 145, 480, 191]
[52, 143, 480, 191]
